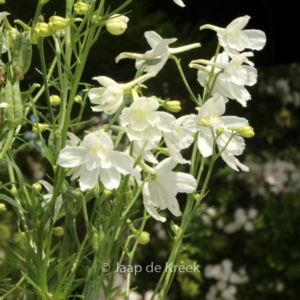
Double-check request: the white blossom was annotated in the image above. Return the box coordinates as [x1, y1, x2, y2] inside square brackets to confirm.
[200, 15, 266, 55]
[183, 93, 249, 171]
[88, 74, 155, 114]
[116, 31, 200, 74]
[143, 158, 197, 222]
[57, 131, 134, 191]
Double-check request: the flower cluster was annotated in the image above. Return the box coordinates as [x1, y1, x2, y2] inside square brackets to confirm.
[53, 15, 265, 223]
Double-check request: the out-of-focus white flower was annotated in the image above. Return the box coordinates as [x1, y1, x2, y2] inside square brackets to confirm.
[88, 73, 155, 114]
[163, 115, 194, 164]
[39, 180, 63, 229]
[173, 0, 185, 7]
[116, 31, 200, 74]
[57, 131, 134, 191]
[183, 93, 249, 171]
[143, 158, 197, 222]
[200, 15, 266, 55]
[190, 52, 257, 107]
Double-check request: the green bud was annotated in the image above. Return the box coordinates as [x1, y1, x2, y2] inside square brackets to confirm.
[106, 14, 129, 36]
[50, 95, 61, 106]
[194, 194, 201, 203]
[32, 123, 49, 133]
[10, 186, 18, 196]
[32, 182, 42, 192]
[228, 125, 255, 138]
[34, 22, 53, 37]
[74, 95, 83, 104]
[138, 231, 150, 245]
[216, 127, 224, 136]
[53, 226, 64, 236]
[48, 16, 69, 31]
[74, 2, 90, 15]
[0, 0, 5, 4]
[164, 100, 181, 113]
[171, 224, 180, 235]
[0, 203, 6, 212]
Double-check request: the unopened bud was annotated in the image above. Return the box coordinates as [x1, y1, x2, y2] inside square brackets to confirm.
[49, 16, 69, 31]
[50, 95, 61, 106]
[34, 22, 53, 38]
[0, 203, 6, 212]
[164, 100, 181, 113]
[106, 14, 129, 36]
[194, 194, 201, 203]
[74, 2, 90, 15]
[32, 123, 49, 133]
[228, 126, 255, 138]
[32, 182, 42, 192]
[171, 224, 180, 235]
[0, 0, 5, 4]
[52, 227, 64, 236]
[74, 95, 83, 104]
[198, 118, 212, 128]
[216, 127, 224, 136]
[138, 231, 150, 245]
[10, 186, 18, 196]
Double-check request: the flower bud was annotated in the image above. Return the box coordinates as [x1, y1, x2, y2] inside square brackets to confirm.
[74, 2, 90, 15]
[198, 118, 212, 128]
[216, 127, 224, 136]
[32, 182, 42, 192]
[74, 95, 83, 104]
[238, 126, 255, 138]
[49, 16, 69, 31]
[6, 28, 18, 47]
[52, 226, 64, 237]
[50, 95, 61, 106]
[32, 123, 49, 133]
[34, 22, 53, 38]
[10, 186, 18, 196]
[228, 125, 255, 138]
[164, 100, 181, 113]
[138, 231, 150, 245]
[171, 224, 180, 235]
[0, 0, 5, 4]
[0, 203, 6, 212]
[105, 14, 129, 36]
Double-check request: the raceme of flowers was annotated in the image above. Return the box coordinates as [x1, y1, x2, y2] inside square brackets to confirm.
[54, 15, 265, 223]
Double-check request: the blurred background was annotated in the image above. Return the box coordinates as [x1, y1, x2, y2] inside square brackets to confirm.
[1, 0, 299, 299]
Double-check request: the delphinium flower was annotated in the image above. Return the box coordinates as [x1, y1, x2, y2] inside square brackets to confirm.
[141, 158, 197, 222]
[162, 115, 194, 164]
[116, 31, 200, 74]
[190, 51, 257, 106]
[120, 96, 175, 145]
[57, 131, 134, 191]
[88, 73, 155, 114]
[200, 15, 266, 55]
[183, 93, 252, 171]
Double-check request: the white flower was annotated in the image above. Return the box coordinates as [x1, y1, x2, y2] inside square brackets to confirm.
[88, 73, 155, 114]
[120, 96, 175, 144]
[143, 158, 197, 222]
[173, 0, 185, 7]
[190, 52, 257, 106]
[163, 115, 194, 163]
[183, 94, 249, 171]
[57, 131, 134, 191]
[200, 15, 266, 55]
[116, 31, 200, 74]
[39, 180, 63, 229]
